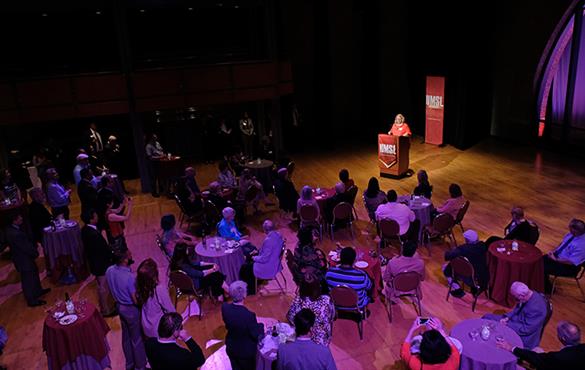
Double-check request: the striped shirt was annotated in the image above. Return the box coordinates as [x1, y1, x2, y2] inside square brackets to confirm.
[325, 266, 372, 309]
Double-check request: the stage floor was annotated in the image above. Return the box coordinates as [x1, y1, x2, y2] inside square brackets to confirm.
[1, 138, 585, 369]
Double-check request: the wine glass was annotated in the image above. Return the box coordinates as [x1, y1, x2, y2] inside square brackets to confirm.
[469, 329, 480, 341]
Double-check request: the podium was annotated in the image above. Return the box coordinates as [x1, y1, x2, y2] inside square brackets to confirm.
[378, 134, 410, 178]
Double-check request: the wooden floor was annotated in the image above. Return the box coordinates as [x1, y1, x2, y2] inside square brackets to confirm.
[1, 138, 585, 370]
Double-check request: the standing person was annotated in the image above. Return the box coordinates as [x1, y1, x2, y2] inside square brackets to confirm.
[87, 122, 105, 157]
[105, 197, 132, 252]
[239, 112, 255, 158]
[135, 258, 175, 339]
[81, 209, 116, 317]
[388, 113, 412, 137]
[78, 168, 98, 217]
[72, 153, 91, 186]
[145, 134, 165, 197]
[4, 213, 50, 307]
[0, 169, 21, 203]
[222, 280, 264, 370]
[277, 309, 337, 370]
[218, 118, 234, 153]
[106, 250, 147, 370]
[45, 168, 71, 219]
[28, 188, 52, 247]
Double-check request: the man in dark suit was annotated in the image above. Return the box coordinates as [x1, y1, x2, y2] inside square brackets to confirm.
[145, 312, 205, 370]
[81, 209, 115, 316]
[78, 168, 98, 217]
[498, 320, 585, 369]
[28, 188, 52, 246]
[4, 213, 50, 307]
[443, 229, 489, 298]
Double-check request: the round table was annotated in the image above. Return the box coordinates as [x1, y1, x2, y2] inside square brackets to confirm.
[195, 237, 245, 284]
[314, 188, 336, 215]
[43, 302, 111, 370]
[329, 248, 383, 299]
[43, 222, 86, 284]
[488, 239, 544, 307]
[398, 195, 433, 241]
[152, 156, 184, 195]
[245, 159, 274, 194]
[451, 318, 523, 370]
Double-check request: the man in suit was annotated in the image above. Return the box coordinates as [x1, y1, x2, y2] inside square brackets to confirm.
[4, 213, 50, 307]
[498, 320, 585, 369]
[543, 219, 585, 293]
[253, 220, 284, 281]
[28, 188, 52, 246]
[145, 312, 205, 370]
[277, 309, 337, 370]
[81, 209, 115, 316]
[483, 281, 548, 349]
[78, 168, 98, 217]
[443, 229, 489, 298]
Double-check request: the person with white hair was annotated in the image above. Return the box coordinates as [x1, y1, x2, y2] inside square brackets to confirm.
[252, 220, 284, 281]
[221, 280, 264, 370]
[323, 182, 349, 224]
[543, 219, 585, 293]
[73, 153, 91, 185]
[498, 320, 585, 368]
[217, 207, 257, 256]
[483, 281, 548, 349]
[442, 229, 489, 298]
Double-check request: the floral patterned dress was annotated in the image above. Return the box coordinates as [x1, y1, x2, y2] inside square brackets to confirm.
[286, 295, 335, 346]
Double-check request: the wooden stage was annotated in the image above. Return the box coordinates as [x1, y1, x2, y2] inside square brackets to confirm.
[1, 138, 584, 369]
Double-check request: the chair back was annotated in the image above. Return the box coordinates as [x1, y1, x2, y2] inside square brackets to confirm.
[299, 204, 319, 223]
[245, 185, 259, 202]
[527, 220, 540, 245]
[287, 161, 295, 177]
[285, 249, 296, 274]
[332, 202, 353, 223]
[379, 219, 400, 238]
[577, 263, 585, 280]
[540, 294, 553, 341]
[450, 256, 475, 281]
[330, 285, 359, 309]
[204, 200, 221, 226]
[455, 200, 470, 224]
[169, 270, 196, 294]
[393, 271, 422, 293]
[173, 193, 188, 214]
[433, 213, 455, 233]
[346, 185, 359, 206]
[155, 234, 170, 260]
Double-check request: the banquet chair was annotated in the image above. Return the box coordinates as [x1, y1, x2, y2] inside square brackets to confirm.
[454, 200, 470, 233]
[155, 234, 170, 262]
[330, 202, 357, 240]
[423, 213, 457, 255]
[203, 200, 221, 235]
[445, 256, 489, 312]
[330, 285, 366, 340]
[169, 270, 207, 320]
[346, 185, 359, 206]
[378, 219, 403, 255]
[527, 220, 541, 245]
[287, 161, 296, 178]
[255, 242, 288, 295]
[549, 262, 585, 301]
[540, 294, 553, 342]
[386, 271, 422, 323]
[173, 193, 204, 229]
[299, 204, 323, 240]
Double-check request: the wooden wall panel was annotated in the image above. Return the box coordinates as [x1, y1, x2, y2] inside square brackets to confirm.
[0, 84, 16, 110]
[183, 66, 231, 93]
[132, 70, 183, 98]
[77, 101, 129, 117]
[16, 79, 73, 107]
[232, 62, 277, 88]
[74, 75, 128, 102]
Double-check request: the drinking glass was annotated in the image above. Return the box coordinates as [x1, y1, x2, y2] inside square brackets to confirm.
[469, 330, 480, 341]
[495, 335, 505, 344]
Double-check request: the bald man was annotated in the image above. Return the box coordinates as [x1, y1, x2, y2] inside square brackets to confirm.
[252, 220, 284, 280]
[483, 281, 548, 349]
[498, 321, 585, 369]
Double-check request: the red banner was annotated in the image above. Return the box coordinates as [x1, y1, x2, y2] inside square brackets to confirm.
[378, 134, 398, 171]
[425, 76, 445, 145]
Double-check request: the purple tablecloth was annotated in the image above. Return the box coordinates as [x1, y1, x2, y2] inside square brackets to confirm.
[450, 318, 523, 370]
[43, 222, 84, 270]
[398, 195, 433, 240]
[195, 238, 245, 284]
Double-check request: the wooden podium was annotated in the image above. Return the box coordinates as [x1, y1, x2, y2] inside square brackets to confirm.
[378, 134, 410, 178]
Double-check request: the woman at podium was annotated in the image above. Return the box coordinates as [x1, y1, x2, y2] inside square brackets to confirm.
[388, 114, 412, 137]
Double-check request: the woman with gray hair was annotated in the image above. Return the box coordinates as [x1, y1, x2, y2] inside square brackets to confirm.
[297, 185, 320, 219]
[221, 280, 264, 370]
[217, 207, 257, 256]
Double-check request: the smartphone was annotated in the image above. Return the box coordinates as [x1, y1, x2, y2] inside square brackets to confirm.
[418, 317, 430, 325]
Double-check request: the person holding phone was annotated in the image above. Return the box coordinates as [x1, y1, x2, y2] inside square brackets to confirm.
[401, 317, 460, 370]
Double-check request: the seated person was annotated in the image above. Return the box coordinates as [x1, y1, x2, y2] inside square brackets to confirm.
[170, 243, 228, 300]
[413, 169, 433, 199]
[338, 168, 355, 191]
[236, 169, 265, 213]
[443, 229, 488, 298]
[435, 183, 466, 220]
[160, 214, 196, 257]
[297, 185, 320, 220]
[483, 282, 548, 349]
[145, 312, 205, 370]
[401, 317, 460, 370]
[363, 177, 387, 222]
[543, 219, 585, 293]
[486, 206, 539, 246]
[375, 190, 415, 236]
[217, 207, 257, 255]
[184, 167, 201, 198]
[292, 228, 326, 285]
[323, 182, 349, 224]
[498, 320, 585, 369]
[218, 160, 238, 189]
[274, 168, 300, 215]
[384, 240, 425, 303]
[175, 175, 202, 215]
[207, 181, 229, 211]
[252, 220, 284, 280]
[325, 247, 372, 309]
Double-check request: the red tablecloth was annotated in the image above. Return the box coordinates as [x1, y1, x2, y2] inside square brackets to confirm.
[329, 248, 383, 299]
[488, 240, 544, 307]
[314, 188, 336, 215]
[43, 302, 111, 370]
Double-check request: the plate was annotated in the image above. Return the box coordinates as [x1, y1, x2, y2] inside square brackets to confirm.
[65, 221, 77, 228]
[59, 314, 78, 326]
[355, 261, 369, 268]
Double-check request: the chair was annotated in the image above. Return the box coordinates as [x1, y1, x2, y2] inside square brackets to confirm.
[330, 202, 357, 240]
[173, 193, 204, 229]
[386, 271, 422, 323]
[527, 220, 540, 245]
[299, 204, 323, 240]
[540, 294, 553, 342]
[255, 242, 288, 294]
[550, 262, 585, 301]
[454, 200, 470, 233]
[287, 161, 296, 178]
[330, 285, 366, 340]
[203, 200, 221, 235]
[378, 219, 403, 254]
[445, 256, 489, 312]
[169, 270, 206, 320]
[155, 234, 170, 261]
[346, 185, 359, 206]
[423, 213, 457, 255]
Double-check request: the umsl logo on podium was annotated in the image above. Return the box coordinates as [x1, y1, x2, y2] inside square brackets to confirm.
[378, 142, 397, 168]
